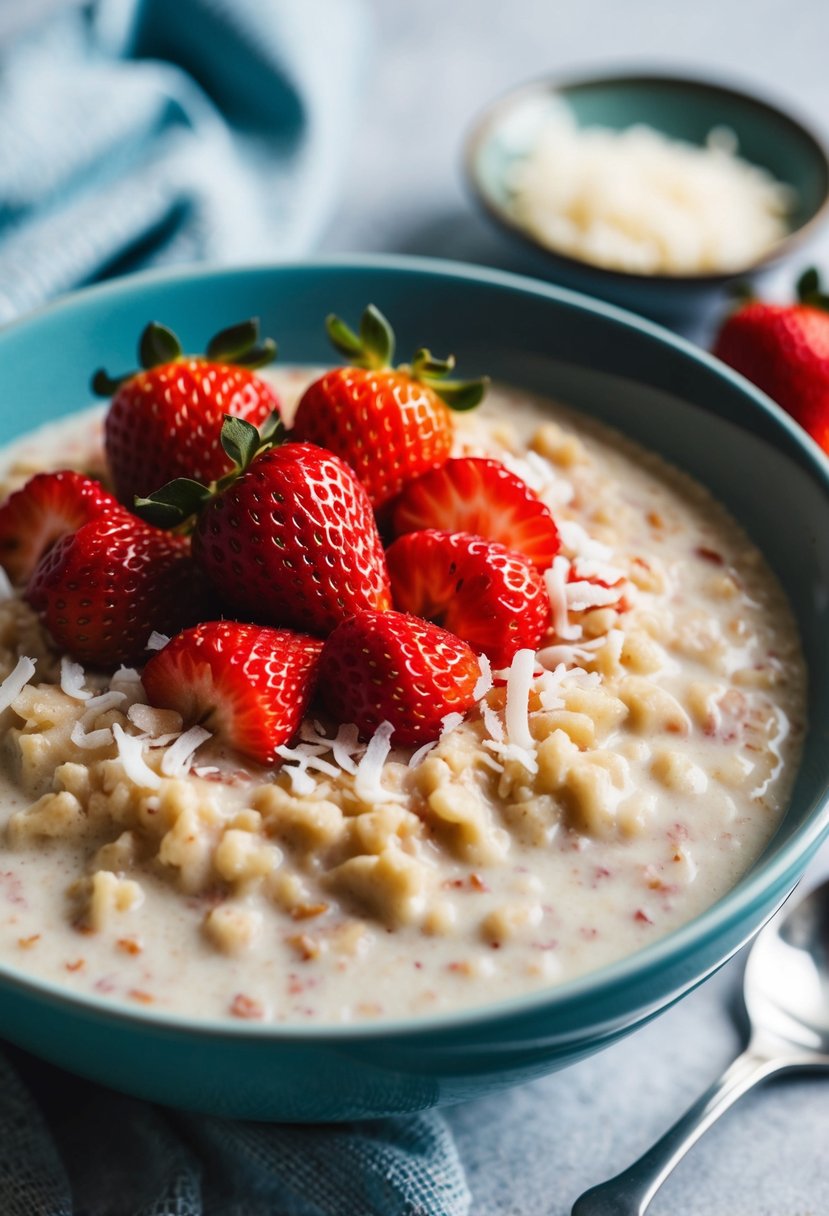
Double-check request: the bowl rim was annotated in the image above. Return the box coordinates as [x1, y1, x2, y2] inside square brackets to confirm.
[463, 65, 829, 287]
[0, 251, 828, 1042]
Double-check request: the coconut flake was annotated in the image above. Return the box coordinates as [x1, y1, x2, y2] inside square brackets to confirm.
[557, 520, 614, 563]
[0, 656, 35, 713]
[0, 567, 13, 602]
[440, 712, 465, 739]
[408, 740, 437, 768]
[297, 720, 365, 776]
[70, 720, 114, 750]
[112, 723, 162, 789]
[275, 742, 341, 779]
[146, 631, 171, 651]
[473, 654, 493, 702]
[544, 557, 581, 642]
[482, 738, 538, 775]
[566, 580, 625, 611]
[280, 764, 316, 796]
[161, 726, 212, 777]
[572, 557, 626, 585]
[505, 648, 536, 751]
[482, 703, 505, 742]
[60, 657, 91, 701]
[354, 721, 406, 804]
[82, 691, 127, 722]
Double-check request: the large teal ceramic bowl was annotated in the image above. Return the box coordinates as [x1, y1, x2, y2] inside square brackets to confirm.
[465, 71, 829, 320]
[0, 256, 827, 1121]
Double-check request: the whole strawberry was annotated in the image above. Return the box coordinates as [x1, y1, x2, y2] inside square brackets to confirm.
[713, 268, 829, 452]
[26, 514, 210, 668]
[0, 470, 121, 587]
[318, 609, 482, 744]
[95, 318, 281, 505]
[135, 415, 391, 636]
[386, 530, 550, 668]
[291, 305, 488, 509]
[143, 621, 323, 765]
[392, 456, 560, 570]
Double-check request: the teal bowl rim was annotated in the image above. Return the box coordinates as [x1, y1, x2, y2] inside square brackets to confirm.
[0, 252, 827, 1042]
[463, 67, 829, 288]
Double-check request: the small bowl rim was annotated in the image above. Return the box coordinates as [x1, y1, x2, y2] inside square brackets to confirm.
[0, 253, 828, 1043]
[463, 65, 829, 287]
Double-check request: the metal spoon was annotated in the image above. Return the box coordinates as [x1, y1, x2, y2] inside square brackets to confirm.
[571, 877, 829, 1216]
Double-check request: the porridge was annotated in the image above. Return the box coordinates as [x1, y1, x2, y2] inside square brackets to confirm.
[0, 325, 806, 1025]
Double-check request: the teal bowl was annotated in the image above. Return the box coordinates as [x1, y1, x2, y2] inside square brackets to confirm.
[0, 256, 827, 1121]
[464, 71, 829, 320]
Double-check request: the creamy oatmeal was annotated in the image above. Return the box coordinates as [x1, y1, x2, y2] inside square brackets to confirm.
[0, 370, 805, 1023]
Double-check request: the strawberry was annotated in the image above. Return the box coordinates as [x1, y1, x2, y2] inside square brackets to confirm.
[318, 608, 481, 744]
[385, 530, 550, 668]
[26, 514, 210, 668]
[135, 416, 392, 636]
[392, 456, 559, 570]
[291, 304, 488, 509]
[0, 470, 121, 587]
[143, 621, 323, 765]
[94, 318, 281, 506]
[713, 268, 829, 453]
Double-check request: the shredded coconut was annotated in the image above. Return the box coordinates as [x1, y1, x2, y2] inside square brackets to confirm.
[70, 720, 114, 750]
[146, 631, 171, 651]
[482, 703, 505, 742]
[0, 567, 13, 602]
[505, 648, 536, 751]
[408, 740, 437, 768]
[473, 654, 493, 702]
[440, 712, 465, 739]
[161, 726, 212, 777]
[0, 656, 36, 714]
[566, 580, 625, 611]
[112, 723, 162, 789]
[544, 557, 581, 642]
[60, 657, 91, 701]
[275, 742, 341, 780]
[298, 720, 365, 776]
[483, 738, 539, 775]
[82, 690, 126, 718]
[354, 721, 406, 804]
[557, 520, 614, 563]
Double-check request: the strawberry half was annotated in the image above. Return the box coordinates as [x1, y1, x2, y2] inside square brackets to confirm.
[386, 530, 550, 668]
[95, 318, 281, 506]
[0, 470, 121, 587]
[143, 621, 323, 765]
[26, 514, 211, 668]
[392, 456, 560, 570]
[318, 608, 481, 744]
[291, 305, 488, 509]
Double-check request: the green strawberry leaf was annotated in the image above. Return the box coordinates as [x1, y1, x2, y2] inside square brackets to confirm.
[134, 478, 212, 527]
[206, 319, 261, 362]
[797, 267, 821, 299]
[432, 376, 491, 412]
[360, 304, 395, 367]
[139, 322, 183, 369]
[326, 304, 394, 369]
[259, 411, 286, 445]
[221, 416, 262, 471]
[232, 338, 278, 369]
[411, 348, 456, 379]
[91, 368, 130, 397]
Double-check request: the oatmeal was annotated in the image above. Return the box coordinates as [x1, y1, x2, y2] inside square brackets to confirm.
[0, 369, 805, 1023]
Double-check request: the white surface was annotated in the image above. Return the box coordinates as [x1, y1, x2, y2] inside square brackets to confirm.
[323, 3, 829, 1211]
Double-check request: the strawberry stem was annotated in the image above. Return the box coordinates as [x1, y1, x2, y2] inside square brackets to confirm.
[91, 318, 278, 398]
[325, 304, 488, 410]
[796, 266, 829, 311]
[133, 412, 285, 529]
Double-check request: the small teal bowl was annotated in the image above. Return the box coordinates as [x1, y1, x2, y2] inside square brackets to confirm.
[0, 256, 827, 1121]
[465, 71, 829, 320]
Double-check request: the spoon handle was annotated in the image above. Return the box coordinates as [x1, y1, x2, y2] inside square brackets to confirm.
[570, 1045, 785, 1216]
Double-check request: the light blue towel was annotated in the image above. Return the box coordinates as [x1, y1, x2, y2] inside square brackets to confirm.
[0, 3, 472, 1214]
[0, 0, 369, 323]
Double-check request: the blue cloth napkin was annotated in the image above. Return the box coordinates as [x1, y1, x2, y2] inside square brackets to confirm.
[0, 0, 370, 323]
[0, 3, 473, 1214]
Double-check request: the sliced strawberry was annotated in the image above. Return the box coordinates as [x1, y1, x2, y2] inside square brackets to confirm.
[26, 514, 211, 668]
[392, 457, 560, 570]
[143, 621, 323, 765]
[318, 608, 481, 745]
[0, 470, 121, 587]
[386, 530, 550, 668]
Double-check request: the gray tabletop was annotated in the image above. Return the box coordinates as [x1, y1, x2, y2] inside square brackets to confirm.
[321, 2, 829, 1211]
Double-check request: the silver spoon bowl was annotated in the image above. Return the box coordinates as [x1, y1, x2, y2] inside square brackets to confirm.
[572, 876, 829, 1216]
